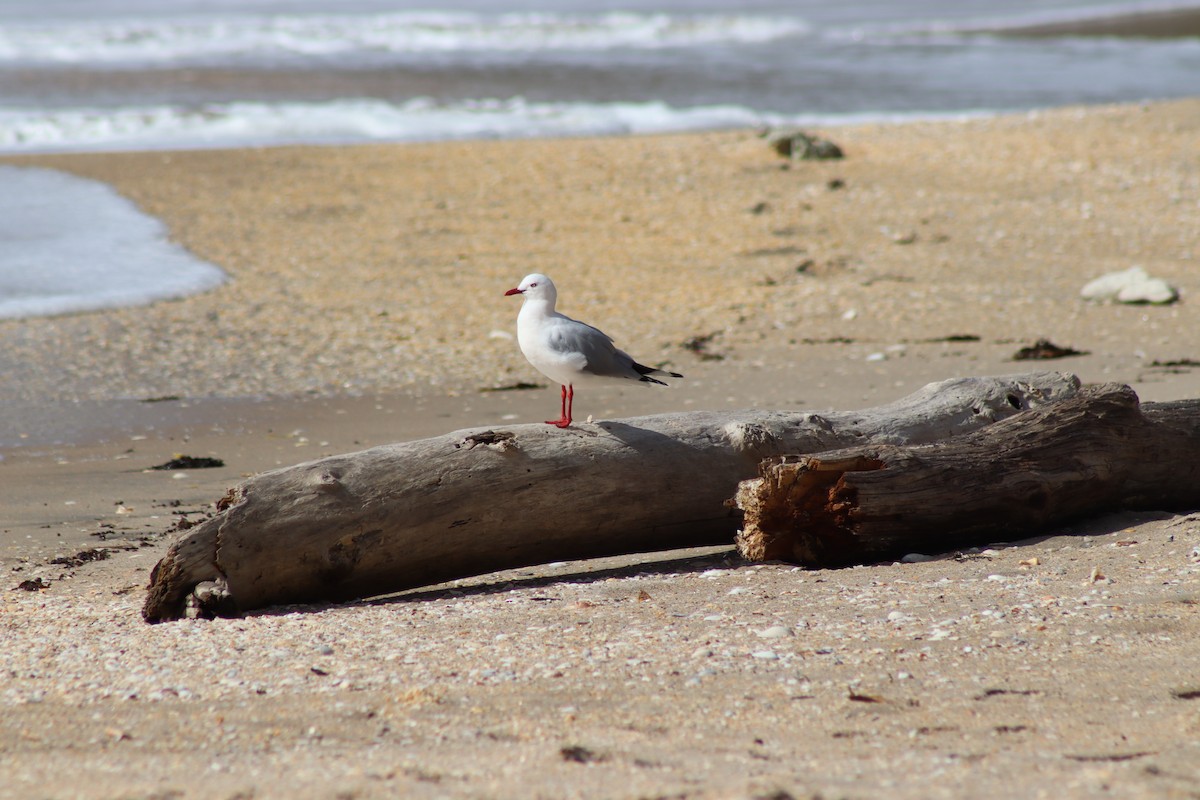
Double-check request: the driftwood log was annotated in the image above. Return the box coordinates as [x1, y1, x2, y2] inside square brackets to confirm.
[735, 383, 1200, 568]
[142, 372, 1079, 621]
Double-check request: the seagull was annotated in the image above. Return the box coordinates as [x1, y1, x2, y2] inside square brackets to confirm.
[504, 273, 682, 428]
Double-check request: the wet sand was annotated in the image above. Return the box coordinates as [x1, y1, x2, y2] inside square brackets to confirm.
[995, 6, 1200, 39]
[2, 99, 1200, 798]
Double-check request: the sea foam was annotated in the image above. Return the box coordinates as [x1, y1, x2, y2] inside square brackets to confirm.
[0, 96, 989, 156]
[0, 166, 227, 319]
[0, 10, 811, 66]
[0, 97, 790, 154]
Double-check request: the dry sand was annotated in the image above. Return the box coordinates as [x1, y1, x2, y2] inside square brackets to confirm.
[2, 99, 1200, 798]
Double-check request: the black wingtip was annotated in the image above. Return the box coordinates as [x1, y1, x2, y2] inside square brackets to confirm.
[634, 363, 682, 386]
[633, 363, 683, 381]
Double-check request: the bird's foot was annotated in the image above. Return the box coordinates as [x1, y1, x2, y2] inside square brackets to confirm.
[545, 418, 572, 428]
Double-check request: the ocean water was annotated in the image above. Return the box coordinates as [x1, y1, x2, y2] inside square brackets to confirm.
[1, 0, 1198, 153]
[0, 165, 226, 319]
[0, 0, 1196, 319]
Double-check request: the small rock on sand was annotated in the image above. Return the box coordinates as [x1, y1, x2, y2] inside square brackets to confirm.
[763, 128, 844, 160]
[1081, 266, 1178, 304]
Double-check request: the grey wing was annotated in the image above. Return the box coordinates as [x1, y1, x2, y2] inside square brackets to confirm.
[546, 317, 641, 380]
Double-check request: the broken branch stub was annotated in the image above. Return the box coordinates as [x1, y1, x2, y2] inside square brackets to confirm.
[735, 384, 1200, 567]
[143, 372, 1080, 622]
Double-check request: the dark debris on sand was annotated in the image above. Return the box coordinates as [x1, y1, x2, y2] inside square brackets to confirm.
[1013, 339, 1088, 360]
[150, 455, 225, 470]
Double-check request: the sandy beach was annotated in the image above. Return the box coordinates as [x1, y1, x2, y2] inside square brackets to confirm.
[2, 99, 1200, 798]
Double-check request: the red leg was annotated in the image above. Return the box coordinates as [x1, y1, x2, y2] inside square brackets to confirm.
[546, 384, 571, 427]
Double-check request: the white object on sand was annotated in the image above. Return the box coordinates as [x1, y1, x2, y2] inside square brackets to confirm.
[504, 273, 682, 428]
[1080, 266, 1178, 305]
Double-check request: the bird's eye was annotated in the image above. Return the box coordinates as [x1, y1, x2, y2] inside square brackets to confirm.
[529, 282, 538, 288]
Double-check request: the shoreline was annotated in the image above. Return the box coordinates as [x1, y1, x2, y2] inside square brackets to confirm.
[2, 99, 1198, 407]
[2, 98, 1200, 799]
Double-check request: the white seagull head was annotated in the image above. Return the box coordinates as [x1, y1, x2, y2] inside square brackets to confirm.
[504, 273, 557, 304]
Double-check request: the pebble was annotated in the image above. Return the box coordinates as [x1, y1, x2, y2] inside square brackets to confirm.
[756, 625, 792, 639]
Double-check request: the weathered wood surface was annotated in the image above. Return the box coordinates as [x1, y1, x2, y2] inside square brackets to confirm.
[143, 372, 1080, 621]
[735, 383, 1200, 568]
